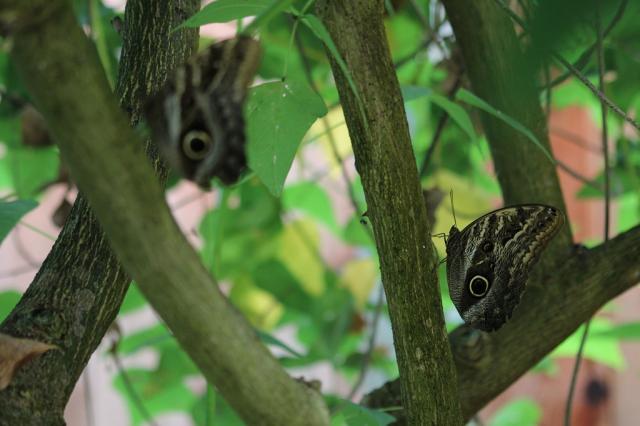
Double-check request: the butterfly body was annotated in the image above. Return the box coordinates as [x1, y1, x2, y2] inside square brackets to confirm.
[144, 36, 261, 187]
[446, 204, 564, 331]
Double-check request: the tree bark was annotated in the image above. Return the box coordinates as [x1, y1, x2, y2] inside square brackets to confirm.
[0, 1, 198, 423]
[363, 0, 640, 422]
[0, 1, 329, 425]
[317, 1, 463, 424]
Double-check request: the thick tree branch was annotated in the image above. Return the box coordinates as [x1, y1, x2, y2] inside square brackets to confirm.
[364, 0, 640, 421]
[317, 1, 462, 424]
[0, 0, 198, 423]
[365, 224, 640, 421]
[1, 1, 329, 425]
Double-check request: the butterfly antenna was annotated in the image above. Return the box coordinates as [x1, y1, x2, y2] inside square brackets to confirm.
[450, 189, 457, 228]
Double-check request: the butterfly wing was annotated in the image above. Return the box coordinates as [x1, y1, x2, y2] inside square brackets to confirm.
[144, 36, 261, 187]
[446, 205, 564, 331]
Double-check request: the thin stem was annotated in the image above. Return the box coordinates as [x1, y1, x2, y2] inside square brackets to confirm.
[564, 5, 610, 425]
[112, 351, 159, 426]
[545, 0, 628, 89]
[419, 74, 463, 177]
[494, 0, 639, 132]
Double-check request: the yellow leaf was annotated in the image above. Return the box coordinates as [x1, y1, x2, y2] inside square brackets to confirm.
[277, 219, 325, 296]
[339, 259, 378, 308]
[229, 274, 283, 330]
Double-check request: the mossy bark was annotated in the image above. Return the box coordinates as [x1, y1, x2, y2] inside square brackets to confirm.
[0, 1, 329, 425]
[317, 1, 463, 424]
[0, 1, 198, 423]
[363, 0, 640, 422]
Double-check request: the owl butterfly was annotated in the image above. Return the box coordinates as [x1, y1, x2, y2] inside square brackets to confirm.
[144, 36, 261, 187]
[446, 205, 564, 332]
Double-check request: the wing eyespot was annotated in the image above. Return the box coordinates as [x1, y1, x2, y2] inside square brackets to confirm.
[468, 275, 490, 297]
[182, 130, 212, 160]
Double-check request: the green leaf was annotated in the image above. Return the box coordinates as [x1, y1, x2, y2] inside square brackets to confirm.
[300, 14, 368, 126]
[0, 290, 21, 322]
[330, 400, 395, 426]
[118, 324, 172, 355]
[283, 181, 339, 233]
[256, 329, 304, 358]
[489, 398, 541, 426]
[400, 85, 430, 102]
[456, 88, 555, 163]
[119, 283, 147, 314]
[113, 368, 198, 426]
[252, 259, 313, 312]
[243, 0, 296, 35]
[2, 147, 60, 198]
[591, 322, 640, 340]
[246, 79, 327, 196]
[401, 85, 476, 143]
[191, 390, 244, 426]
[0, 200, 38, 244]
[552, 319, 625, 369]
[178, 0, 273, 29]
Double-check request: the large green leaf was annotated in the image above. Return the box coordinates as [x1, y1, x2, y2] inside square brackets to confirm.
[0, 199, 37, 244]
[246, 79, 327, 196]
[178, 0, 273, 28]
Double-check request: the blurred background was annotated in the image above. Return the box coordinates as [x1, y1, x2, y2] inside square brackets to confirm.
[1, 0, 639, 425]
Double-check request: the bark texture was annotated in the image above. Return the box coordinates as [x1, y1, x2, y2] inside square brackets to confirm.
[317, 1, 463, 424]
[363, 0, 640, 421]
[0, 1, 198, 424]
[1, 1, 329, 425]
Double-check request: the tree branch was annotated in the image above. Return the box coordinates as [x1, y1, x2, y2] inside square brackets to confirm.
[0, 1, 329, 425]
[0, 0, 199, 423]
[365, 224, 640, 421]
[363, 0, 640, 421]
[317, 1, 462, 424]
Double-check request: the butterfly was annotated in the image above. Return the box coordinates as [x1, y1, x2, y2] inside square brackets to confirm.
[144, 35, 261, 187]
[446, 204, 564, 332]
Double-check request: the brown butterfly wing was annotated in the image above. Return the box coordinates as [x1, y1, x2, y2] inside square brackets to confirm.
[446, 205, 564, 331]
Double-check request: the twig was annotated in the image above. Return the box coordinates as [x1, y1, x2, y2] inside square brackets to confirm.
[419, 74, 463, 177]
[111, 349, 158, 426]
[494, 0, 639, 132]
[564, 5, 610, 425]
[295, 31, 374, 238]
[545, 0, 628, 89]
[346, 285, 385, 401]
[550, 126, 602, 155]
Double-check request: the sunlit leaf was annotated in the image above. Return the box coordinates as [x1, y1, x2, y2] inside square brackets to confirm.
[178, 0, 273, 29]
[489, 398, 541, 426]
[277, 220, 325, 295]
